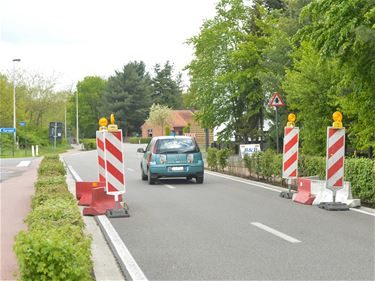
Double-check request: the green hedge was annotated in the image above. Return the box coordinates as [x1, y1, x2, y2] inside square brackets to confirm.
[129, 137, 152, 144]
[242, 151, 375, 205]
[14, 156, 93, 281]
[81, 139, 96, 151]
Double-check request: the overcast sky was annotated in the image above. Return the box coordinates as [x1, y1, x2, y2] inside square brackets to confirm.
[0, 0, 218, 90]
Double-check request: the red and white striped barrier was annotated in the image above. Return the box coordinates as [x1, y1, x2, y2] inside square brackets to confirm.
[96, 130, 106, 183]
[103, 130, 126, 195]
[282, 127, 299, 179]
[326, 127, 345, 190]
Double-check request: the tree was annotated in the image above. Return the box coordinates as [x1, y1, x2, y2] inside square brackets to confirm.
[146, 104, 172, 136]
[282, 42, 339, 155]
[68, 76, 106, 138]
[151, 61, 183, 109]
[299, 0, 375, 149]
[101, 61, 152, 137]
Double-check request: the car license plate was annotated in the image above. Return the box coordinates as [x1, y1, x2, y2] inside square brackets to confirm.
[170, 166, 184, 171]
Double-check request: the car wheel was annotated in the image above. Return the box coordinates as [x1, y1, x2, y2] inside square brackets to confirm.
[186, 176, 193, 181]
[148, 168, 155, 185]
[196, 176, 204, 184]
[141, 165, 147, 181]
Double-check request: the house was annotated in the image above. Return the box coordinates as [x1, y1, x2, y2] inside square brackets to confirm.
[141, 110, 213, 147]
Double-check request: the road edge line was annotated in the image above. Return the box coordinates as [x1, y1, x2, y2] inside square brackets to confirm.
[205, 170, 375, 217]
[62, 157, 148, 281]
[96, 216, 148, 281]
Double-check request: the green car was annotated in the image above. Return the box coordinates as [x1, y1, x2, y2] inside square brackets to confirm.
[137, 136, 204, 185]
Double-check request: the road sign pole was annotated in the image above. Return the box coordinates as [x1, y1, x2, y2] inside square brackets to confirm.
[12, 132, 15, 157]
[276, 107, 279, 154]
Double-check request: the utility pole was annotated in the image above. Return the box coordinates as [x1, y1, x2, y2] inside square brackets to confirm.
[76, 91, 79, 144]
[12, 58, 21, 156]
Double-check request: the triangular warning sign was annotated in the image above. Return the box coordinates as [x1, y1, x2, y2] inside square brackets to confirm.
[269, 92, 285, 107]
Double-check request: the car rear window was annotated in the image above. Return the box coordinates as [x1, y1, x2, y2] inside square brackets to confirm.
[155, 138, 199, 154]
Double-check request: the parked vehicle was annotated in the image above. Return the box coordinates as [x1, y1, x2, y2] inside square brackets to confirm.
[137, 136, 204, 184]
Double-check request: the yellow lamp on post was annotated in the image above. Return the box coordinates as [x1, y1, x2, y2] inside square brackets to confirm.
[332, 111, 343, 128]
[287, 113, 296, 128]
[98, 117, 108, 131]
[108, 113, 118, 132]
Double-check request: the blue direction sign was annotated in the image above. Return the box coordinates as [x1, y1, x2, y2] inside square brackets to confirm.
[0, 128, 16, 133]
[19, 121, 26, 126]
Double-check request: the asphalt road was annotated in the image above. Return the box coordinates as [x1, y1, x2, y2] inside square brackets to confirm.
[0, 157, 36, 182]
[63, 144, 375, 281]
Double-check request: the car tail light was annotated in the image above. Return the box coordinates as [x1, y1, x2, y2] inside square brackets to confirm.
[160, 154, 167, 164]
[187, 154, 194, 163]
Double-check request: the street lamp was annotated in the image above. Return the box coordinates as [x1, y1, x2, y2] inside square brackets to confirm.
[12, 58, 21, 156]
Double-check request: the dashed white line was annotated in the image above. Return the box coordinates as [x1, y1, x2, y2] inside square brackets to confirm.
[164, 184, 176, 189]
[17, 160, 31, 167]
[97, 215, 148, 281]
[126, 168, 135, 172]
[251, 222, 301, 243]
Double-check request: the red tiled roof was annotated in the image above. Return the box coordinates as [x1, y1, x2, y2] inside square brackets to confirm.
[141, 110, 194, 129]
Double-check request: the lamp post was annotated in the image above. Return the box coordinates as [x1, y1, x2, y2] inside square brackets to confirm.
[76, 91, 79, 144]
[12, 58, 21, 157]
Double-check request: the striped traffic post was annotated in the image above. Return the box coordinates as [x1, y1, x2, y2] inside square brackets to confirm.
[319, 111, 349, 210]
[103, 114, 129, 217]
[280, 113, 299, 199]
[96, 130, 106, 183]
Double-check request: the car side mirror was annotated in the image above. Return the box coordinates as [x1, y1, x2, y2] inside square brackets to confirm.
[137, 148, 145, 153]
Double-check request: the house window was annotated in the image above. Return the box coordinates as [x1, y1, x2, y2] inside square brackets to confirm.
[147, 129, 153, 137]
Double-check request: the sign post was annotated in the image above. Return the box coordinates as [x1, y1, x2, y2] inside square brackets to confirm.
[269, 92, 285, 154]
[319, 111, 349, 211]
[280, 113, 299, 199]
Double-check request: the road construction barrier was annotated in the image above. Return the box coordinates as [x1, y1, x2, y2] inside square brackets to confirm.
[312, 180, 361, 208]
[326, 127, 345, 190]
[96, 130, 106, 183]
[292, 177, 316, 204]
[103, 130, 126, 195]
[83, 187, 121, 216]
[75, 181, 106, 206]
[282, 127, 299, 179]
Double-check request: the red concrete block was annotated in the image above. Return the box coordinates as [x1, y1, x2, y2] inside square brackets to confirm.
[83, 187, 122, 216]
[75, 181, 106, 206]
[293, 178, 315, 205]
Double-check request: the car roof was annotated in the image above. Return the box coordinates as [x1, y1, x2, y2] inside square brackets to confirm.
[152, 136, 193, 140]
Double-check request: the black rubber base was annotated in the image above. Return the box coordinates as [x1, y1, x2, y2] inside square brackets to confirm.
[279, 191, 293, 199]
[318, 202, 349, 211]
[106, 207, 130, 218]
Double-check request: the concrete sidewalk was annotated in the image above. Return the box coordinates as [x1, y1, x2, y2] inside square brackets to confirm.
[0, 158, 41, 281]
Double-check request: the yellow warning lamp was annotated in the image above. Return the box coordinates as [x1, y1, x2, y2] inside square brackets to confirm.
[92, 182, 98, 187]
[287, 113, 296, 127]
[98, 117, 108, 131]
[332, 111, 343, 128]
[108, 113, 118, 132]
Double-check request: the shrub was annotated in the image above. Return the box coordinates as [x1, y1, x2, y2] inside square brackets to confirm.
[345, 157, 375, 205]
[299, 155, 326, 179]
[14, 155, 93, 281]
[38, 159, 66, 177]
[207, 148, 218, 171]
[14, 226, 92, 281]
[217, 149, 230, 172]
[80, 139, 96, 150]
[129, 137, 152, 144]
[259, 149, 277, 181]
[35, 176, 66, 189]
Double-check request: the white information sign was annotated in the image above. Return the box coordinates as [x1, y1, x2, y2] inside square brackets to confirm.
[239, 144, 261, 158]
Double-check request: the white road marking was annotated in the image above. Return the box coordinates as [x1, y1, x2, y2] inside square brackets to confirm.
[126, 168, 135, 172]
[69, 152, 84, 156]
[97, 215, 148, 281]
[68, 165, 83, 182]
[251, 222, 301, 244]
[17, 160, 31, 167]
[164, 184, 176, 189]
[205, 170, 281, 192]
[350, 208, 375, 217]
